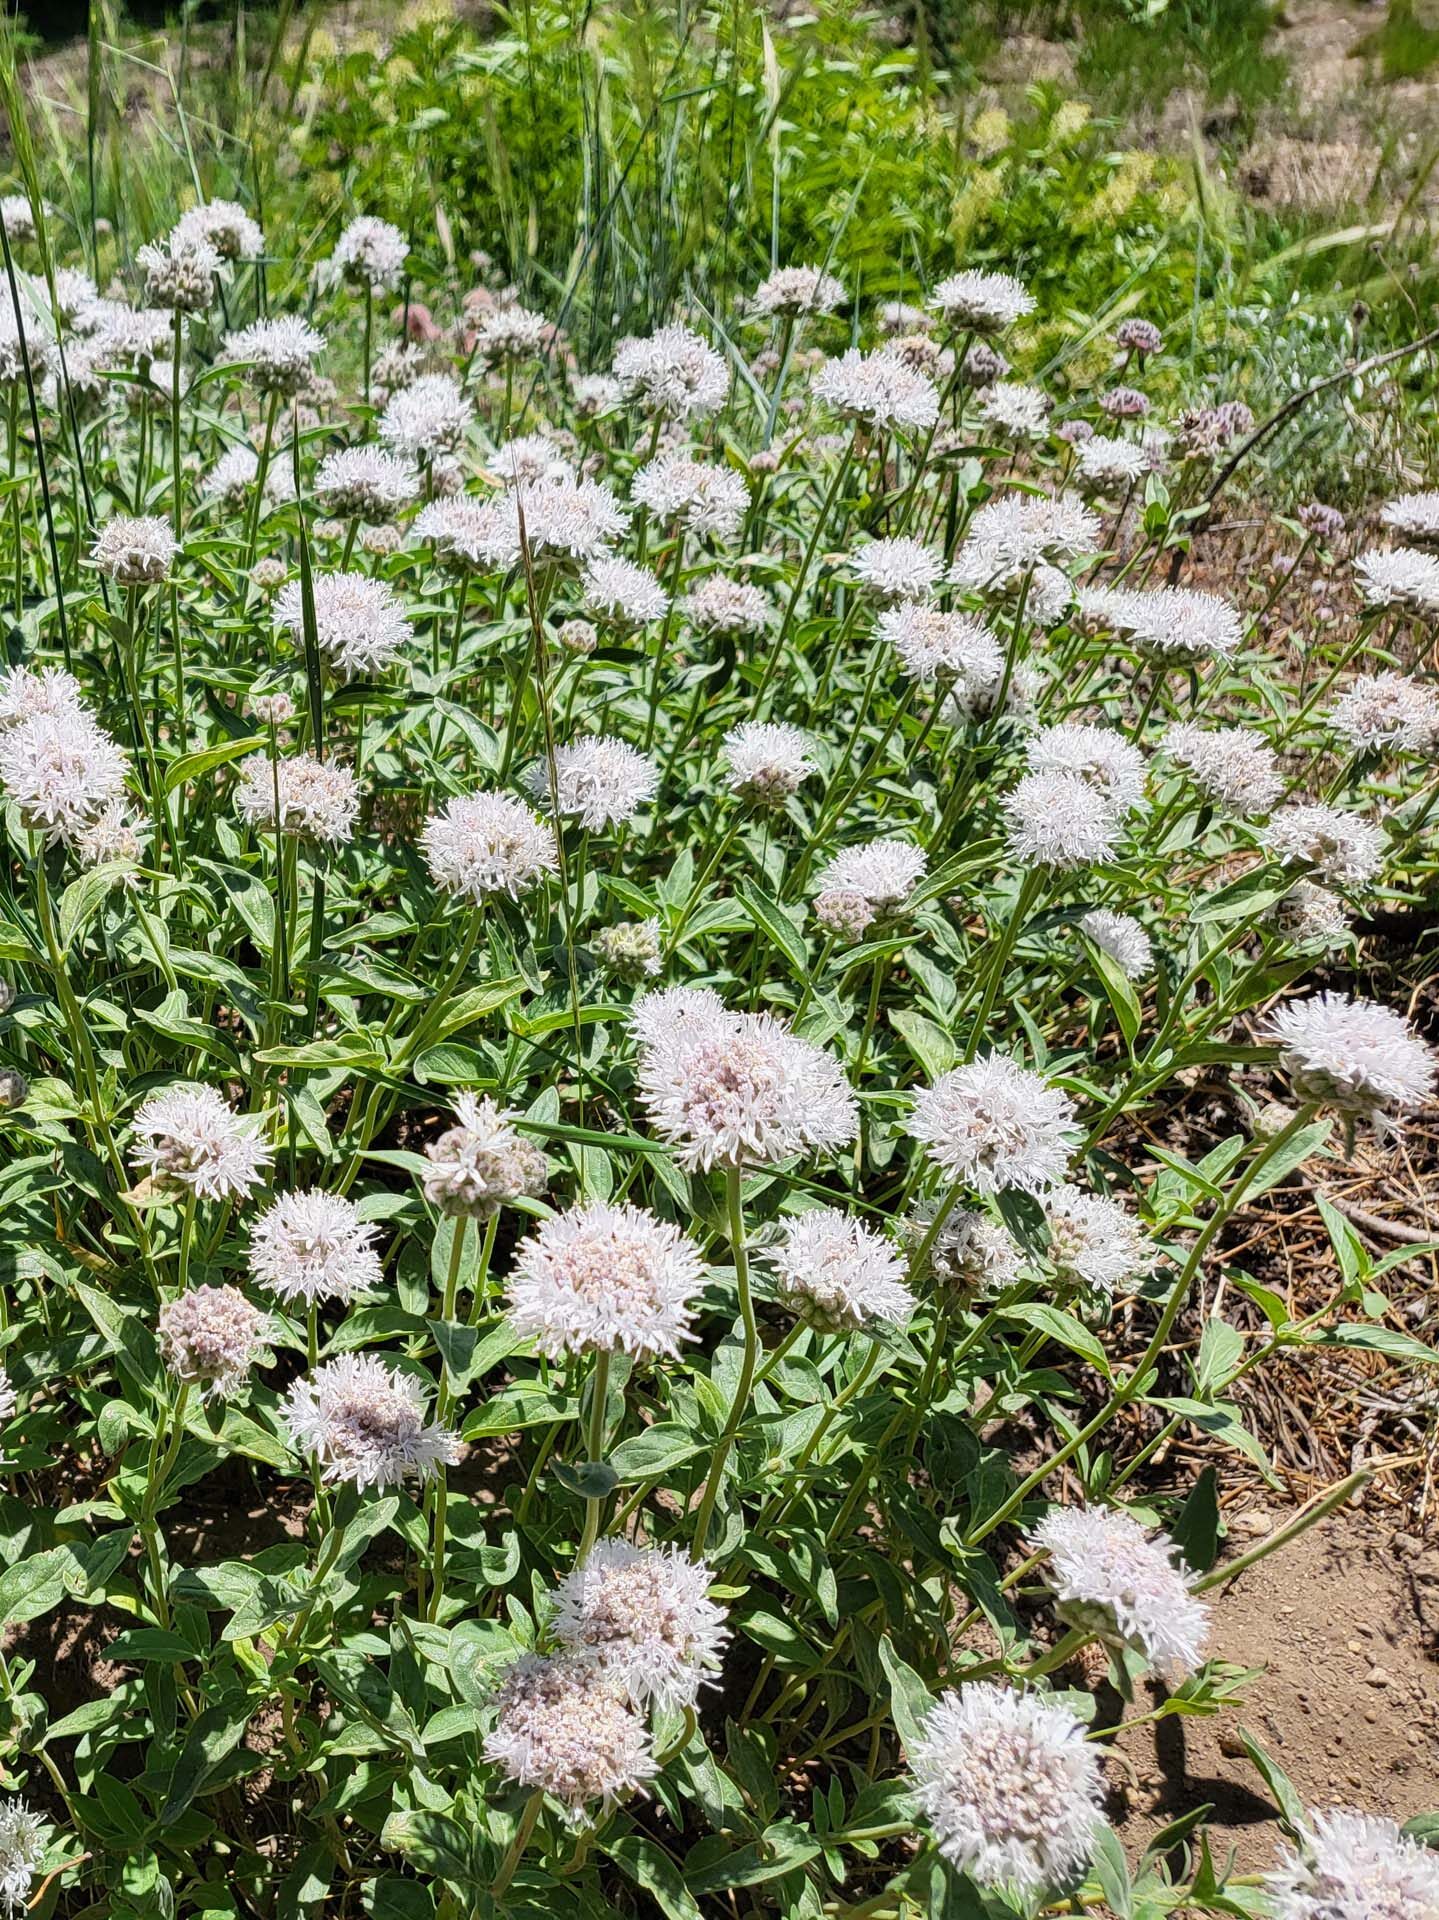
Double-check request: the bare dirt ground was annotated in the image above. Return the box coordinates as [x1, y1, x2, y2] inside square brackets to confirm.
[1113, 1514, 1439, 1862]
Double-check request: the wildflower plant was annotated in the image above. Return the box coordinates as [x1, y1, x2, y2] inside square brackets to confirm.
[0, 14, 1434, 1920]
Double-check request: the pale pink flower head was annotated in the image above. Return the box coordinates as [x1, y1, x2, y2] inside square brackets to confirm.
[158, 1284, 267, 1398]
[551, 1541, 729, 1710]
[766, 1207, 914, 1330]
[132, 1081, 271, 1201]
[1266, 991, 1436, 1132]
[1031, 1505, 1208, 1673]
[422, 791, 557, 901]
[910, 1055, 1076, 1194]
[248, 1189, 383, 1306]
[635, 997, 857, 1170]
[525, 735, 658, 830]
[283, 1352, 458, 1490]
[422, 1094, 547, 1219]
[484, 1653, 655, 1820]
[910, 1683, 1103, 1893]
[1268, 1810, 1439, 1920]
[814, 839, 927, 909]
[929, 268, 1033, 333]
[507, 1200, 704, 1360]
[612, 324, 728, 419]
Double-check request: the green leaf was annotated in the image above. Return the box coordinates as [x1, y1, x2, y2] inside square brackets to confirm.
[607, 1834, 705, 1920]
[378, 1811, 477, 1888]
[737, 881, 808, 980]
[1090, 1825, 1134, 1920]
[890, 1008, 955, 1078]
[1192, 867, 1291, 924]
[1170, 1466, 1221, 1574]
[107, 1628, 198, 1663]
[57, 864, 124, 952]
[160, 1694, 253, 1823]
[1089, 944, 1141, 1052]
[462, 1386, 576, 1438]
[551, 1459, 618, 1499]
[685, 1823, 820, 1894]
[1306, 1323, 1438, 1366]
[877, 1636, 932, 1752]
[0, 1548, 72, 1627]
[163, 735, 265, 795]
[1004, 1302, 1111, 1376]
[1237, 1726, 1307, 1831]
[1245, 1121, 1332, 1195]
[608, 1423, 706, 1483]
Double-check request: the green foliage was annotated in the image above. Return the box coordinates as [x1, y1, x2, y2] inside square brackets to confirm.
[0, 3, 1433, 1916]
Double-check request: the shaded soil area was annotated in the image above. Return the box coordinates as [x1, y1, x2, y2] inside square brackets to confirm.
[1112, 1515, 1439, 1864]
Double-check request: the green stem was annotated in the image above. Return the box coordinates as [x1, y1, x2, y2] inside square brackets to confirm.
[577, 1347, 612, 1561]
[490, 1791, 543, 1898]
[690, 1165, 758, 1558]
[965, 1103, 1321, 1548]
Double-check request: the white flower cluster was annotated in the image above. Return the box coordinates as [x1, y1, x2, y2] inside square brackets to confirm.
[750, 264, 845, 317]
[274, 572, 413, 678]
[613, 323, 729, 419]
[765, 1207, 915, 1329]
[929, 268, 1033, 332]
[423, 791, 557, 901]
[1329, 671, 1439, 754]
[853, 535, 944, 601]
[1044, 1182, 1151, 1293]
[1267, 991, 1436, 1132]
[235, 753, 361, 843]
[882, 602, 1003, 693]
[812, 346, 940, 433]
[1165, 722, 1282, 816]
[484, 1652, 656, 1820]
[910, 1055, 1077, 1194]
[1262, 803, 1384, 889]
[1268, 1809, 1439, 1920]
[550, 1540, 729, 1711]
[284, 1353, 459, 1491]
[0, 703, 129, 847]
[158, 1285, 268, 1398]
[248, 1190, 383, 1306]
[507, 1200, 704, 1359]
[1031, 1504, 1208, 1672]
[223, 315, 325, 395]
[722, 721, 816, 805]
[132, 1081, 272, 1201]
[633, 987, 857, 1169]
[526, 735, 658, 830]
[633, 452, 749, 541]
[422, 1094, 548, 1219]
[910, 1683, 1104, 1893]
